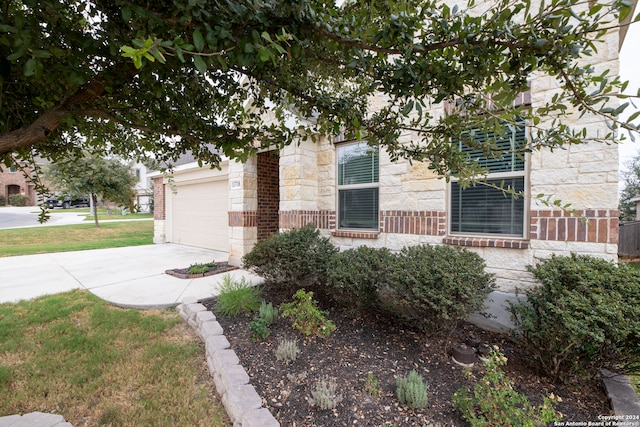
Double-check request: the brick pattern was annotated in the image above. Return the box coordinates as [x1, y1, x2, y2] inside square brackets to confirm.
[279, 210, 336, 230]
[380, 210, 446, 236]
[228, 211, 258, 227]
[0, 168, 36, 205]
[530, 209, 619, 244]
[443, 237, 530, 249]
[257, 151, 280, 240]
[152, 176, 165, 220]
[331, 230, 379, 239]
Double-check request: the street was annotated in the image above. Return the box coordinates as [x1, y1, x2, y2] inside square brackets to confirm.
[0, 206, 85, 229]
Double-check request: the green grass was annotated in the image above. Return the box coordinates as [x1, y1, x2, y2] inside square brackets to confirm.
[0, 221, 153, 257]
[0, 290, 230, 426]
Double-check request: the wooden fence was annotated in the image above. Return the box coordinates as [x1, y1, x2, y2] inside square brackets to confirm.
[618, 221, 640, 259]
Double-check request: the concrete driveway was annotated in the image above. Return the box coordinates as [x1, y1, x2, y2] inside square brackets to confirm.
[0, 244, 262, 308]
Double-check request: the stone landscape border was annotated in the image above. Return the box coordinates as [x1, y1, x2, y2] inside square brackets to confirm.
[177, 297, 280, 427]
[166, 264, 238, 279]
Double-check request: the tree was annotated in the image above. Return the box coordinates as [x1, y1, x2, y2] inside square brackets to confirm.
[1, 0, 638, 182]
[619, 153, 640, 221]
[45, 150, 138, 227]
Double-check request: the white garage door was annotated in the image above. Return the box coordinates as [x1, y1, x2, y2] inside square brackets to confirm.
[171, 180, 228, 251]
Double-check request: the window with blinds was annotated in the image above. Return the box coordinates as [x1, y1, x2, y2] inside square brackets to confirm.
[450, 122, 527, 237]
[337, 142, 379, 230]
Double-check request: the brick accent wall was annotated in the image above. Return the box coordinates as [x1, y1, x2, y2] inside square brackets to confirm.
[442, 237, 530, 249]
[530, 209, 619, 244]
[380, 210, 446, 236]
[257, 151, 280, 240]
[0, 169, 36, 205]
[229, 211, 257, 227]
[280, 210, 336, 230]
[152, 176, 165, 220]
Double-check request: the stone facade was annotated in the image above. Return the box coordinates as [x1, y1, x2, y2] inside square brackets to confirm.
[154, 8, 621, 292]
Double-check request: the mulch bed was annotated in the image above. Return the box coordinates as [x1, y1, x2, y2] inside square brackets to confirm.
[166, 262, 237, 279]
[200, 284, 610, 426]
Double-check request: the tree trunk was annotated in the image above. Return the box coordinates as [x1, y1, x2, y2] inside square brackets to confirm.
[92, 193, 100, 228]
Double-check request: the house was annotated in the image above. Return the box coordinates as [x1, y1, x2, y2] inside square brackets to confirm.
[0, 164, 37, 206]
[151, 18, 625, 293]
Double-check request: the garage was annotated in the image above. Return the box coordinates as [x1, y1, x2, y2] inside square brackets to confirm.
[168, 177, 229, 252]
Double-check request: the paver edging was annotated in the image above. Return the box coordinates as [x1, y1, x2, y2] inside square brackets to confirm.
[177, 299, 280, 427]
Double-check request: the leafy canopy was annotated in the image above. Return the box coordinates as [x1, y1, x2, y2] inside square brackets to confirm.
[1, 0, 638, 181]
[45, 150, 138, 227]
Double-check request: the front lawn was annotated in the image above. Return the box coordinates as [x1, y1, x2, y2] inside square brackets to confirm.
[0, 290, 230, 426]
[0, 221, 153, 257]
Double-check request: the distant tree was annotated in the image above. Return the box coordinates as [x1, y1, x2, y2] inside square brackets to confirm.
[619, 153, 640, 222]
[45, 151, 138, 227]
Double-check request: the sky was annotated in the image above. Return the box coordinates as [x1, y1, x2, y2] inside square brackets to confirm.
[618, 20, 640, 171]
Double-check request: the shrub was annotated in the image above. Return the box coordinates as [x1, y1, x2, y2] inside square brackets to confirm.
[396, 370, 428, 410]
[8, 194, 30, 206]
[242, 224, 338, 292]
[508, 254, 640, 382]
[307, 377, 343, 410]
[0, 196, 5, 206]
[383, 245, 495, 333]
[364, 372, 380, 397]
[214, 275, 261, 317]
[453, 348, 561, 426]
[276, 339, 300, 364]
[327, 246, 394, 314]
[280, 289, 336, 337]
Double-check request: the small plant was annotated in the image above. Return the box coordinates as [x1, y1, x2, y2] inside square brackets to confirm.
[276, 339, 300, 364]
[248, 317, 270, 341]
[187, 262, 213, 274]
[214, 274, 261, 317]
[453, 348, 561, 427]
[396, 370, 428, 409]
[258, 300, 279, 325]
[364, 372, 380, 397]
[307, 377, 343, 410]
[280, 289, 336, 337]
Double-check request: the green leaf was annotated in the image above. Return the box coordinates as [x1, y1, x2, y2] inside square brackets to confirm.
[193, 55, 207, 73]
[122, 6, 132, 22]
[258, 47, 271, 62]
[193, 29, 205, 52]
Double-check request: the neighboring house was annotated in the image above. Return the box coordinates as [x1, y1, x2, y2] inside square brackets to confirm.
[0, 164, 37, 205]
[132, 162, 153, 213]
[152, 20, 625, 292]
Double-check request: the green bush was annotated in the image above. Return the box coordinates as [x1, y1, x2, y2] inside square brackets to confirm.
[187, 262, 214, 274]
[242, 224, 338, 292]
[508, 254, 640, 382]
[8, 194, 30, 206]
[0, 196, 5, 206]
[453, 348, 561, 426]
[214, 275, 261, 317]
[280, 289, 336, 337]
[382, 245, 495, 333]
[396, 370, 428, 410]
[248, 317, 270, 341]
[327, 246, 394, 314]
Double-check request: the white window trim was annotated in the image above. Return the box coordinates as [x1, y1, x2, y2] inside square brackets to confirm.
[448, 129, 530, 240]
[336, 142, 380, 232]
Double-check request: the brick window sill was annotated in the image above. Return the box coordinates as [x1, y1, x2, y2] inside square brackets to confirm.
[331, 230, 380, 239]
[443, 236, 529, 249]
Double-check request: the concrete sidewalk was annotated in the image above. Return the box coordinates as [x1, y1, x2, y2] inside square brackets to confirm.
[0, 244, 263, 308]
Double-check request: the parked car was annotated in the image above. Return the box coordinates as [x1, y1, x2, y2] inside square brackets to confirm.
[46, 196, 90, 209]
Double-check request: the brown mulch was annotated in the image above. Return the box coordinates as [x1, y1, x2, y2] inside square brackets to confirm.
[200, 284, 610, 427]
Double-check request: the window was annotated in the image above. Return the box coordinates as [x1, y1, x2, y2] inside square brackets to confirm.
[8, 167, 17, 173]
[337, 142, 379, 230]
[450, 122, 527, 237]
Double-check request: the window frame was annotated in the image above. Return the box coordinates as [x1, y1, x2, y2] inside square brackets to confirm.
[336, 141, 380, 232]
[448, 122, 529, 239]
